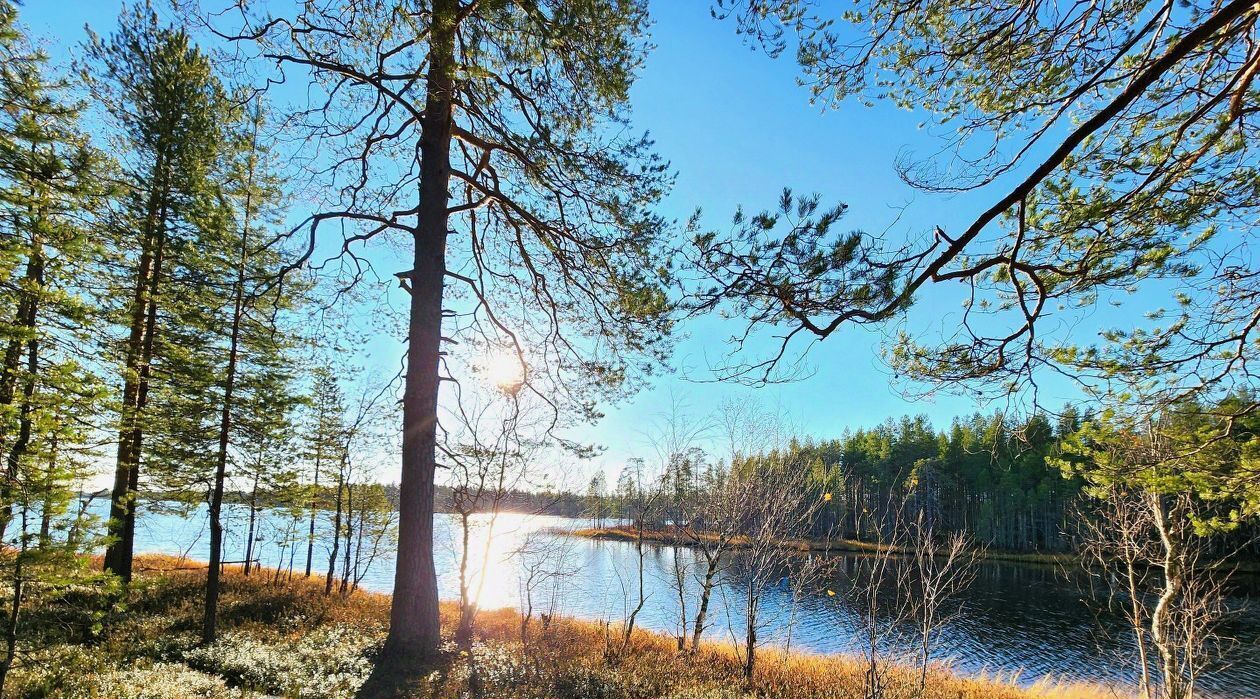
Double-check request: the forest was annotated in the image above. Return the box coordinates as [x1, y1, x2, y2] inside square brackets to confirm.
[1, 0, 1259, 698]
[584, 405, 1259, 559]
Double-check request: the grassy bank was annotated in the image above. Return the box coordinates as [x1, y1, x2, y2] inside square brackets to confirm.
[6, 554, 1115, 698]
[570, 526, 1077, 567]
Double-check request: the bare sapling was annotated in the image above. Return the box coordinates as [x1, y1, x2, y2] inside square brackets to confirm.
[446, 392, 536, 646]
[643, 394, 711, 650]
[849, 491, 914, 699]
[905, 510, 981, 697]
[618, 478, 663, 654]
[514, 529, 578, 646]
[725, 446, 826, 681]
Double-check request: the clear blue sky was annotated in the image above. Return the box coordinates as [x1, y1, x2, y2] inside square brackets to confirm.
[22, 2, 1093, 484]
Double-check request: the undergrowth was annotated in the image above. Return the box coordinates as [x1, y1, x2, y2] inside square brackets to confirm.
[4, 555, 1115, 699]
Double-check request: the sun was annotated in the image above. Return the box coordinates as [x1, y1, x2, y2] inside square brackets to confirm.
[481, 349, 526, 394]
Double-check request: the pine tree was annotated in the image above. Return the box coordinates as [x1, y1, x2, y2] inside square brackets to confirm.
[199, 99, 305, 643]
[0, 3, 113, 691]
[86, 1, 228, 583]
[229, 0, 674, 666]
[0, 0, 107, 543]
[303, 367, 344, 578]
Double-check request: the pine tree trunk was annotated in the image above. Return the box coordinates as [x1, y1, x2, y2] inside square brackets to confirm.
[0, 510, 25, 696]
[244, 470, 260, 575]
[383, 0, 456, 664]
[326, 458, 345, 596]
[204, 130, 255, 641]
[305, 435, 322, 577]
[38, 438, 56, 547]
[0, 238, 43, 543]
[105, 165, 170, 582]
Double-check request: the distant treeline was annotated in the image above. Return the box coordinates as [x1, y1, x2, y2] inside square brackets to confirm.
[110, 408, 1253, 558]
[433, 485, 588, 518]
[791, 410, 1083, 552]
[120, 483, 591, 519]
[588, 408, 1258, 558]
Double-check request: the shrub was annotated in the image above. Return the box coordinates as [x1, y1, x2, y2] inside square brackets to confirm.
[181, 625, 378, 698]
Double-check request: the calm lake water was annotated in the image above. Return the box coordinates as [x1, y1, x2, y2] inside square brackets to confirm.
[106, 501, 1260, 698]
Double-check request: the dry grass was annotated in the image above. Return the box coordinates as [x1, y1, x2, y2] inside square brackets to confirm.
[7, 553, 1122, 698]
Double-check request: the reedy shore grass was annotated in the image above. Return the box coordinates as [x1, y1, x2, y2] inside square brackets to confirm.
[6, 554, 1121, 698]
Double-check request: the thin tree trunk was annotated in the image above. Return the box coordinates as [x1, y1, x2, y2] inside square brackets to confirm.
[340, 482, 354, 596]
[673, 546, 688, 651]
[744, 581, 757, 681]
[244, 469, 260, 575]
[325, 458, 346, 596]
[353, 506, 366, 590]
[287, 519, 298, 580]
[456, 511, 472, 644]
[622, 521, 648, 649]
[1151, 494, 1186, 699]
[1127, 555, 1153, 699]
[305, 434, 322, 578]
[383, 0, 456, 664]
[691, 552, 719, 651]
[4, 332, 38, 524]
[204, 121, 257, 641]
[0, 509, 25, 695]
[2, 260, 42, 540]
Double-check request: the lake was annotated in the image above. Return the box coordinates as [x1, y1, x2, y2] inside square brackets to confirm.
[109, 501, 1259, 698]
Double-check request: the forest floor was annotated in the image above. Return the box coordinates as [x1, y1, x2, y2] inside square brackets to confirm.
[570, 525, 1078, 567]
[7, 554, 1117, 699]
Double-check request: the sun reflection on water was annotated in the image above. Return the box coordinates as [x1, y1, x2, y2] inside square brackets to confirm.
[439, 511, 568, 611]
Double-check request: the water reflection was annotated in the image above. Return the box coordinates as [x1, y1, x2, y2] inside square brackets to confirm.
[118, 502, 1259, 698]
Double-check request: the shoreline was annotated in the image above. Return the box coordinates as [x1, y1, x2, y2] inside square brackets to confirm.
[70, 554, 1117, 699]
[569, 525, 1260, 576]
[567, 525, 1078, 567]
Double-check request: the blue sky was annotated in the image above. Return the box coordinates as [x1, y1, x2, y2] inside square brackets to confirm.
[22, 2, 1092, 484]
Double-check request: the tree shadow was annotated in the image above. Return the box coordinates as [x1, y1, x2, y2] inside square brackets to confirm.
[356, 651, 449, 699]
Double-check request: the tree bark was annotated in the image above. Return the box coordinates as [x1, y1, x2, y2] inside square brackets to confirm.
[1151, 494, 1187, 699]
[0, 235, 43, 543]
[325, 457, 345, 596]
[244, 469, 260, 576]
[691, 551, 719, 651]
[382, 0, 456, 664]
[456, 511, 472, 645]
[204, 126, 257, 642]
[0, 509, 25, 695]
[340, 482, 354, 596]
[38, 431, 58, 546]
[743, 581, 757, 681]
[305, 428, 323, 578]
[105, 157, 170, 582]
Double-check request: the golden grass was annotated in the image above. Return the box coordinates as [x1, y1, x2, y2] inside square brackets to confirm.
[80, 553, 1124, 699]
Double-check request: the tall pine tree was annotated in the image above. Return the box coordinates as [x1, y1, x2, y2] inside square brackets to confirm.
[228, 0, 675, 667]
[86, 1, 228, 583]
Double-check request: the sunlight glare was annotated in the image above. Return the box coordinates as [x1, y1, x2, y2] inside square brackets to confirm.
[481, 349, 526, 394]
